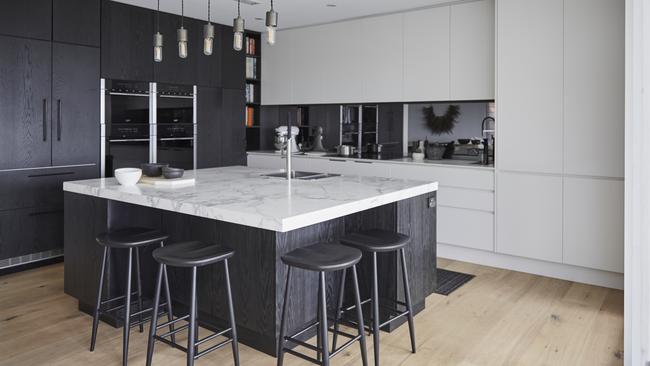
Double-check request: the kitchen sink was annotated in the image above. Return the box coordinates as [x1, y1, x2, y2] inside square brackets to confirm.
[262, 171, 341, 180]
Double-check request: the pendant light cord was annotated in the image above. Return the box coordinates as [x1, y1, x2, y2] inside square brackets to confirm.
[207, 0, 211, 22]
[271, 0, 274, 11]
[237, 0, 241, 16]
[156, 0, 160, 31]
[181, 0, 184, 27]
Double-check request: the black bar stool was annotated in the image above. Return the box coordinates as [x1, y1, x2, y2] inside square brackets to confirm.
[277, 242, 368, 366]
[90, 227, 174, 366]
[334, 229, 416, 366]
[146, 241, 239, 366]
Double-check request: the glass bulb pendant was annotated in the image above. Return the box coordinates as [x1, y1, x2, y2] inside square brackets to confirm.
[203, 23, 215, 56]
[233, 15, 245, 51]
[153, 32, 163, 62]
[265, 9, 278, 45]
[177, 27, 188, 59]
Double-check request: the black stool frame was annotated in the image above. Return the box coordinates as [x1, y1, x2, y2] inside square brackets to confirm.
[146, 258, 239, 366]
[277, 265, 368, 366]
[90, 241, 175, 366]
[331, 248, 416, 366]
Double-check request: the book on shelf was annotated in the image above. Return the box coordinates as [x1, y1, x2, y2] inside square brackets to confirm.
[245, 36, 256, 55]
[245, 106, 254, 127]
[245, 84, 255, 104]
[245, 57, 257, 80]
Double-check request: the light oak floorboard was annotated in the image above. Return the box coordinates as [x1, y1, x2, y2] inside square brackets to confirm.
[0, 259, 623, 365]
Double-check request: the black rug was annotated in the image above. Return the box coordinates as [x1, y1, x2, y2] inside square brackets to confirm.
[435, 268, 475, 296]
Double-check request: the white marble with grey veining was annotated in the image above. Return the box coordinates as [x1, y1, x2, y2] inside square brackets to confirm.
[63, 166, 438, 232]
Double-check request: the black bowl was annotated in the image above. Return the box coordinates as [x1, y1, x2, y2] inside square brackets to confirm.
[162, 167, 184, 179]
[141, 163, 169, 177]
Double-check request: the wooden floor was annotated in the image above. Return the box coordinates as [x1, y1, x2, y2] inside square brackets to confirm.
[0, 259, 623, 366]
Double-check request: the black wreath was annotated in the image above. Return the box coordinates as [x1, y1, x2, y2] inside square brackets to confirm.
[422, 105, 460, 135]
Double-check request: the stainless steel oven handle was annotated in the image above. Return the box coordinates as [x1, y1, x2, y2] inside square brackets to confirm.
[158, 137, 195, 141]
[108, 138, 151, 142]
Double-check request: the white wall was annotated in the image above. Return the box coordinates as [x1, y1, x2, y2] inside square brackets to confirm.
[625, 0, 650, 364]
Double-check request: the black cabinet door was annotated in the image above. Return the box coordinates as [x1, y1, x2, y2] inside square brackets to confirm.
[0, 0, 52, 41]
[0, 206, 63, 260]
[101, 1, 154, 81]
[220, 88, 246, 166]
[53, 0, 100, 47]
[52, 43, 100, 166]
[196, 86, 223, 168]
[0, 36, 52, 170]
[220, 25, 245, 90]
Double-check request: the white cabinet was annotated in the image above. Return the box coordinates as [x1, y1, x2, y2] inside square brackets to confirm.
[319, 20, 364, 104]
[403, 6, 450, 102]
[438, 207, 494, 251]
[360, 13, 404, 103]
[496, 172, 563, 263]
[563, 0, 624, 178]
[450, 0, 495, 100]
[261, 30, 294, 105]
[291, 27, 324, 105]
[563, 177, 624, 273]
[497, 0, 564, 174]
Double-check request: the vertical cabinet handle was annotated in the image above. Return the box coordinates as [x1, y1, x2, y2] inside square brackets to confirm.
[42, 99, 47, 141]
[57, 99, 62, 141]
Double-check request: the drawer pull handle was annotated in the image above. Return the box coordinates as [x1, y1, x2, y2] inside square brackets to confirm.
[28, 172, 75, 178]
[353, 160, 372, 164]
[328, 159, 346, 162]
[29, 209, 63, 217]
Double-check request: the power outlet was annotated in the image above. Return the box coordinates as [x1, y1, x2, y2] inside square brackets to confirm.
[428, 197, 436, 208]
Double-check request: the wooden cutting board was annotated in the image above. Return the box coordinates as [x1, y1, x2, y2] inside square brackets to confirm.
[139, 175, 196, 187]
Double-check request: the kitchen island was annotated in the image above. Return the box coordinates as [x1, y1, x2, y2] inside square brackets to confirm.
[63, 166, 438, 356]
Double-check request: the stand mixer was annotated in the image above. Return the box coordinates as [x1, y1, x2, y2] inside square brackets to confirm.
[274, 126, 300, 153]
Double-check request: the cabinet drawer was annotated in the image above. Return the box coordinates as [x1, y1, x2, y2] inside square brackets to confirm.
[0, 206, 63, 260]
[0, 165, 98, 211]
[438, 206, 494, 251]
[389, 164, 494, 190]
[437, 186, 494, 211]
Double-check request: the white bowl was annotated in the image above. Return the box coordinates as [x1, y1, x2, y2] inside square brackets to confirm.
[412, 152, 425, 161]
[114, 168, 142, 186]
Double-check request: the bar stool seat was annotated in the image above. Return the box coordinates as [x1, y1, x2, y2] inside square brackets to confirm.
[281, 243, 362, 271]
[153, 241, 234, 267]
[340, 229, 409, 252]
[96, 227, 169, 248]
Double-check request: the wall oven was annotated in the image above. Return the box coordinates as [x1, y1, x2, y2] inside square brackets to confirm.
[101, 79, 197, 177]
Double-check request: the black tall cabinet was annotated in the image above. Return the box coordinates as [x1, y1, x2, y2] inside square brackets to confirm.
[0, 1, 101, 265]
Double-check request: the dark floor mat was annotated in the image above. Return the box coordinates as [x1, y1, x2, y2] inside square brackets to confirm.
[435, 268, 475, 296]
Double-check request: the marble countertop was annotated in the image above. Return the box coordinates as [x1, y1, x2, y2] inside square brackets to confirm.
[63, 166, 438, 232]
[247, 150, 494, 170]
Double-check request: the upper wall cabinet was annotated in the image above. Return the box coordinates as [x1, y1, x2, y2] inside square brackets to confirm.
[403, 6, 450, 102]
[0, 0, 52, 41]
[319, 20, 364, 104]
[261, 30, 294, 105]
[292, 26, 327, 105]
[450, 0, 495, 100]
[497, 0, 564, 174]
[361, 13, 404, 103]
[53, 0, 100, 47]
[101, 1, 154, 81]
[563, 0, 624, 178]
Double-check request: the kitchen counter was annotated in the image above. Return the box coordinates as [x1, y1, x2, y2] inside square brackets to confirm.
[247, 150, 495, 170]
[63, 166, 437, 232]
[63, 166, 438, 356]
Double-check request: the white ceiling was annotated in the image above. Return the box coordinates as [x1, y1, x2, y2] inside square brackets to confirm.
[112, 0, 454, 32]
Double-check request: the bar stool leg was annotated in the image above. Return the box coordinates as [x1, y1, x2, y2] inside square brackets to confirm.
[90, 246, 109, 352]
[400, 248, 416, 353]
[160, 242, 176, 344]
[224, 259, 240, 366]
[122, 248, 134, 366]
[146, 263, 164, 366]
[135, 248, 144, 333]
[277, 267, 292, 366]
[330, 268, 347, 353]
[318, 272, 330, 366]
[351, 265, 369, 366]
[187, 266, 198, 366]
[316, 279, 322, 363]
[371, 252, 380, 366]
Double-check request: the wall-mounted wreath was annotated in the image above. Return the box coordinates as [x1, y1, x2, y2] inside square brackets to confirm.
[422, 105, 460, 135]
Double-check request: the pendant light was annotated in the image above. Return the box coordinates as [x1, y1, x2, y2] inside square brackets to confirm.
[177, 0, 188, 59]
[153, 0, 163, 62]
[203, 0, 214, 55]
[265, 0, 278, 45]
[233, 0, 244, 51]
